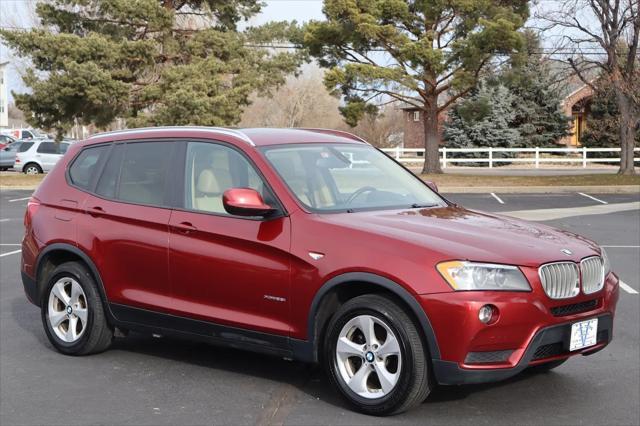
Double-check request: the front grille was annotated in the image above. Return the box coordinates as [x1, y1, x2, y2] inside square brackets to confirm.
[465, 350, 514, 364]
[551, 299, 599, 316]
[581, 256, 605, 294]
[539, 262, 580, 299]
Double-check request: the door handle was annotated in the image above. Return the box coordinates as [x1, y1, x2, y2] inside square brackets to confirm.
[88, 206, 105, 217]
[174, 221, 197, 234]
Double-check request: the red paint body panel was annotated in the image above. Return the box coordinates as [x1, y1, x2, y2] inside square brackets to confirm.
[22, 127, 619, 374]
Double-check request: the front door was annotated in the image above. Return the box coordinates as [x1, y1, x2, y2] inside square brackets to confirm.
[167, 141, 292, 336]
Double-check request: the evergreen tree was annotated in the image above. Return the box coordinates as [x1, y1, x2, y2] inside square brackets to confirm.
[500, 31, 571, 147]
[443, 81, 520, 164]
[0, 0, 304, 139]
[582, 79, 640, 158]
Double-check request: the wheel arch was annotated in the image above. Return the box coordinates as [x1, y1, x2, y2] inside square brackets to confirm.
[303, 272, 441, 363]
[35, 243, 113, 320]
[22, 161, 43, 173]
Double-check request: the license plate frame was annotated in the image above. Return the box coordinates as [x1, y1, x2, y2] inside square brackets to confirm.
[569, 318, 599, 351]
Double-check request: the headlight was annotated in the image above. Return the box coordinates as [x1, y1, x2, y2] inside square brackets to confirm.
[601, 247, 611, 276]
[437, 261, 531, 291]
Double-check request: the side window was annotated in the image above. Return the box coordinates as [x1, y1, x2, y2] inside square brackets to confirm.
[96, 144, 124, 199]
[69, 145, 108, 190]
[184, 142, 272, 215]
[37, 142, 57, 154]
[22, 131, 33, 139]
[18, 142, 34, 152]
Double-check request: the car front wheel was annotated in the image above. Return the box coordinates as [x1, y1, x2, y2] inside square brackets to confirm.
[324, 294, 432, 416]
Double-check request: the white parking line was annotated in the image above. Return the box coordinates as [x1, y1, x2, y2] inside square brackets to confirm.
[578, 192, 608, 204]
[0, 219, 10, 222]
[0, 249, 21, 258]
[0, 244, 21, 246]
[619, 281, 639, 295]
[8, 197, 31, 202]
[490, 193, 505, 204]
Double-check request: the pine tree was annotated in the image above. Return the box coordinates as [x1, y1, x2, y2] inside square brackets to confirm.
[443, 81, 521, 161]
[0, 1, 304, 139]
[500, 31, 571, 147]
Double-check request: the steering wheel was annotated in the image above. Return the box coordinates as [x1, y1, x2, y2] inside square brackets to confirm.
[345, 186, 377, 205]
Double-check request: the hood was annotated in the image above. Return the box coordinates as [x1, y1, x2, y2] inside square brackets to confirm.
[323, 206, 600, 267]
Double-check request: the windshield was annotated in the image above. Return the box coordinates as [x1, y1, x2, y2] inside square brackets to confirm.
[262, 143, 445, 212]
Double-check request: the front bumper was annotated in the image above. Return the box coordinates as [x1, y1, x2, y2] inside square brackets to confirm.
[420, 270, 619, 385]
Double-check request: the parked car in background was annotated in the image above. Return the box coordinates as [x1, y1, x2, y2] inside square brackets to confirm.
[1, 128, 49, 140]
[0, 141, 25, 170]
[0, 134, 17, 149]
[14, 140, 71, 174]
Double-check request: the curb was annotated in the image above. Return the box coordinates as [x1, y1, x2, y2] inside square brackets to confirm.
[439, 185, 640, 194]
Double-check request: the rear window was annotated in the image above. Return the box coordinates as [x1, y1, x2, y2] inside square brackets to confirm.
[18, 142, 34, 152]
[69, 145, 109, 190]
[37, 142, 69, 154]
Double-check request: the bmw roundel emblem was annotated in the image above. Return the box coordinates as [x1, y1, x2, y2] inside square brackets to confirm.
[561, 248, 573, 256]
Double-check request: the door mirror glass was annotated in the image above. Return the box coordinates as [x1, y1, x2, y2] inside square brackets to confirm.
[425, 180, 438, 193]
[223, 188, 275, 217]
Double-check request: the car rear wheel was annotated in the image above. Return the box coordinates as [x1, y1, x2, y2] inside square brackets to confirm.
[23, 163, 42, 174]
[41, 261, 113, 355]
[324, 294, 432, 416]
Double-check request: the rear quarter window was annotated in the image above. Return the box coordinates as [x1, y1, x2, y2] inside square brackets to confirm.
[69, 145, 109, 190]
[18, 142, 34, 152]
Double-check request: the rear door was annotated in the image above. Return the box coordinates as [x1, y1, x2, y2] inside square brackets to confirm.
[76, 140, 178, 312]
[167, 141, 292, 335]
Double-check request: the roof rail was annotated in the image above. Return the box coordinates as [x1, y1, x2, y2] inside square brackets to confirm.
[88, 126, 255, 146]
[297, 128, 369, 144]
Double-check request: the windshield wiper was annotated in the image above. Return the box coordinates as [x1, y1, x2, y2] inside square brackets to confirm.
[410, 203, 439, 209]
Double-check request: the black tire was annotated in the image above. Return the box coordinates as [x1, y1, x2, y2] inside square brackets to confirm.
[41, 261, 113, 355]
[324, 294, 432, 416]
[529, 358, 568, 373]
[23, 163, 42, 174]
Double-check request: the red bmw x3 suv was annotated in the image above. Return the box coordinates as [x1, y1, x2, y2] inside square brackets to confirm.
[21, 127, 619, 415]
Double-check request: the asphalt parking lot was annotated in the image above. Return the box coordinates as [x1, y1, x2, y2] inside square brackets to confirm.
[1, 189, 639, 426]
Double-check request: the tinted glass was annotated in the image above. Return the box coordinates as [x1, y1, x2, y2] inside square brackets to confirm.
[60, 143, 70, 154]
[184, 142, 272, 215]
[18, 142, 34, 152]
[69, 146, 108, 189]
[263, 144, 445, 212]
[118, 142, 173, 206]
[37, 142, 58, 154]
[95, 145, 123, 199]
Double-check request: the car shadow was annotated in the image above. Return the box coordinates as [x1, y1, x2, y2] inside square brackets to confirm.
[9, 297, 565, 413]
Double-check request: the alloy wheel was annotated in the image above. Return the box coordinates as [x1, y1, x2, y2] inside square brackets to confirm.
[47, 277, 88, 343]
[335, 314, 402, 399]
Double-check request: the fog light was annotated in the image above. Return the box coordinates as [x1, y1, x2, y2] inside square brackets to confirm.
[478, 304, 496, 324]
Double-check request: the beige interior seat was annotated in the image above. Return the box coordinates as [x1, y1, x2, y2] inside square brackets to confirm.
[194, 169, 224, 213]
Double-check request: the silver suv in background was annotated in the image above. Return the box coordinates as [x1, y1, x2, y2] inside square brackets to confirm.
[15, 140, 71, 174]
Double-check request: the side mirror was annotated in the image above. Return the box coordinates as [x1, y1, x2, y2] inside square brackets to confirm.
[223, 188, 275, 217]
[425, 180, 438, 193]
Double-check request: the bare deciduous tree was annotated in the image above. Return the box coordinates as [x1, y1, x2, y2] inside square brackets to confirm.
[240, 68, 404, 148]
[538, 0, 639, 174]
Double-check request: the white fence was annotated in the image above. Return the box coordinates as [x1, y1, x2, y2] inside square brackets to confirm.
[380, 147, 640, 168]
